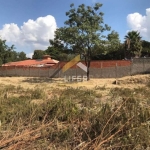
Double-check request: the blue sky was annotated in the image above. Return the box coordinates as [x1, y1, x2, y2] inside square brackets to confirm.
[0, 0, 150, 57]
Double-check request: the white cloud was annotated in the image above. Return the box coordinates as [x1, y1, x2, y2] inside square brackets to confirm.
[26, 52, 33, 58]
[127, 8, 150, 41]
[0, 15, 57, 53]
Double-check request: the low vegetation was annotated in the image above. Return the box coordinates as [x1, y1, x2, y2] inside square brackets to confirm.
[0, 78, 150, 149]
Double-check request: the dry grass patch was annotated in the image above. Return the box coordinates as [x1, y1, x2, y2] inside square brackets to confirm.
[0, 75, 150, 149]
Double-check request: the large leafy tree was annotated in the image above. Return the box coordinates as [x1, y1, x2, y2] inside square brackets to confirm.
[45, 39, 75, 61]
[17, 51, 27, 61]
[106, 31, 120, 52]
[91, 31, 121, 60]
[124, 31, 142, 58]
[0, 39, 17, 65]
[32, 50, 46, 59]
[0, 38, 28, 65]
[141, 40, 150, 57]
[45, 39, 64, 60]
[54, 3, 111, 80]
[0, 39, 7, 65]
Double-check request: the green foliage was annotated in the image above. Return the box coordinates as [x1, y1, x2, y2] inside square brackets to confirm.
[124, 31, 142, 58]
[54, 3, 112, 80]
[0, 39, 15, 64]
[45, 46, 60, 60]
[32, 50, 46, 59]
[106, 30, 120, 52]
[141, 40, 150, 57]
[91, 31, 122, 60]
[17, 51, 27, 60]
[45, 40, 75, 61]
[44, 4, 150, 61]
[0, 39, 27, 65]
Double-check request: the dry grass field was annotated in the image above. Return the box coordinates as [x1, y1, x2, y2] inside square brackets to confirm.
[0, 74, 150, 149]
[0, 74, 149, 89]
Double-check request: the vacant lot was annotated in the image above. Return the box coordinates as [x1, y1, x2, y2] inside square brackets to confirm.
[0, 74, 149, 89]
[0, 75, 150, 149]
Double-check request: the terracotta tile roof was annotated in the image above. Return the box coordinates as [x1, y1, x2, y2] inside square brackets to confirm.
[2, 57, 59, 67]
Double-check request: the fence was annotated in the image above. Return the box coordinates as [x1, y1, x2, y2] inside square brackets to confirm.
[0, 59, 150, 78]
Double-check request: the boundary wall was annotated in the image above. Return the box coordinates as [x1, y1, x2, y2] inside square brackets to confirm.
[0, 59, 149, 78]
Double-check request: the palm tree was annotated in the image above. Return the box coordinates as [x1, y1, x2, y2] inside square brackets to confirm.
[124, 31, 142, 58]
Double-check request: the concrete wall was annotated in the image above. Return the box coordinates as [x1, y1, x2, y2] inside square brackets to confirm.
[0, 65, 131, 78]
[131, 58, 150, 75]
[0, 58, 150, 78]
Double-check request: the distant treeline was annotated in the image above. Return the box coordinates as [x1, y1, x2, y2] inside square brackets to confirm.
[32, 39, 150, 61]
[0, 39, 28, 65]
[1, 36, 150, 66]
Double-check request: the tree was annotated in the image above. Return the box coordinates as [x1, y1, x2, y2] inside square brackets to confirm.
[124, 31, 142, 58]
[0, 38, 28, 65]
[0, 39, 8, 65]
[45, 39, 77, 61]
[17, 51, 27, 60]
[0, 39, 17, 65]
[54, 3, 111, 80]
[141, 40, 150, 57]
[94, 31, 121, 60]
[32, 50, 45, 59]
[45, 46, 60, 60]
[106, 31, 120, 52]
[45, 39, 64, 60]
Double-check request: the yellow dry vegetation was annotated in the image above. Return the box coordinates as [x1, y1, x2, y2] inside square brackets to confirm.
[0, 74, 149, 90]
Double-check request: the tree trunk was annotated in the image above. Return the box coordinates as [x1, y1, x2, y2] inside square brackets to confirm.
[84, 47, 91, 81]
[87, 59, 90, 81]
[86, 47, 91, 81]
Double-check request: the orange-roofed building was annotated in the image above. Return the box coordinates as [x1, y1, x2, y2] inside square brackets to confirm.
[2, 55, 59, 67]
